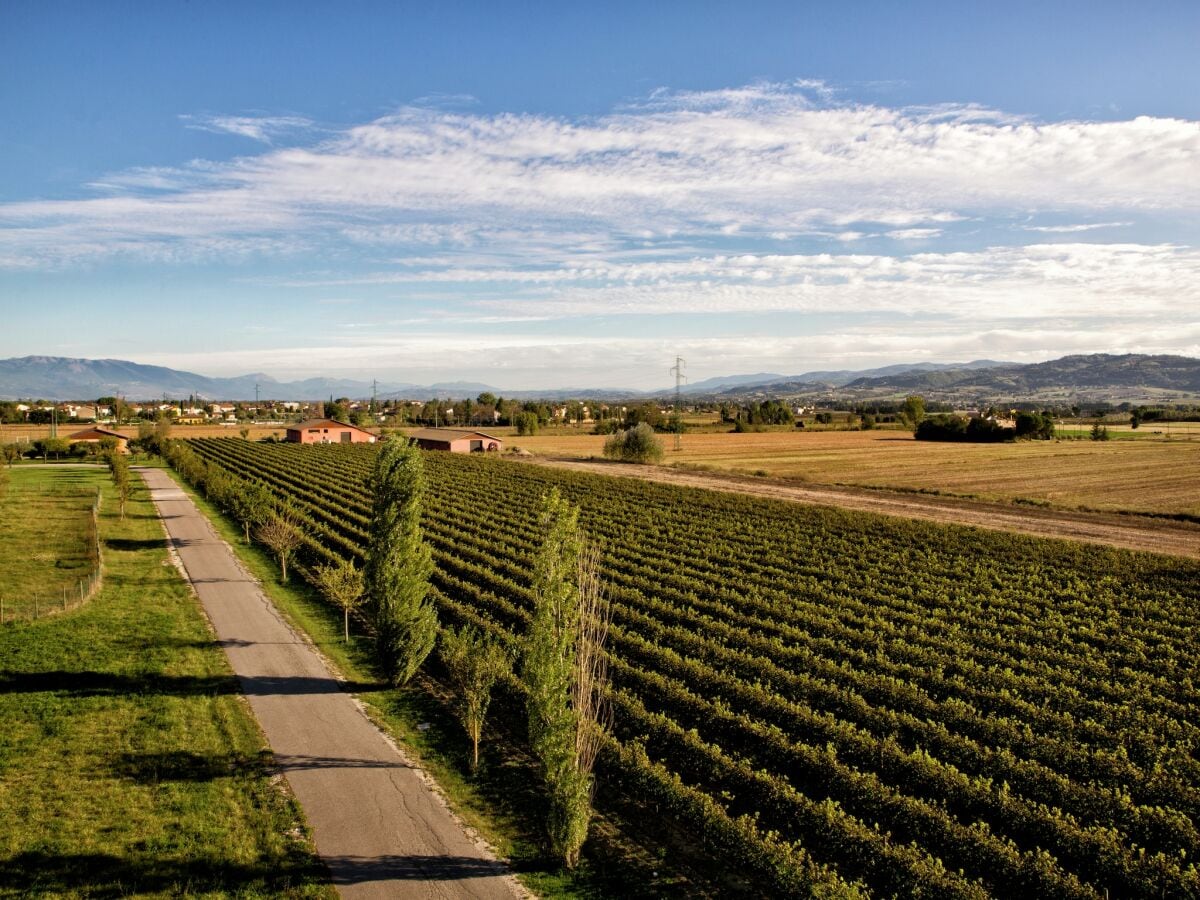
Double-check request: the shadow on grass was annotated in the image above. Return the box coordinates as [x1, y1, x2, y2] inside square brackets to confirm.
[104, 537, 168, 552]
[0, 851, 327, 896]
[114, 749, 270, 783]
[0, 670, 355, 698]
[0, 670, 238, 697]
[114, 750, 410, 784]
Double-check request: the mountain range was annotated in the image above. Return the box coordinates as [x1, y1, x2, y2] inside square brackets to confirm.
[1, 353, 1198, 404]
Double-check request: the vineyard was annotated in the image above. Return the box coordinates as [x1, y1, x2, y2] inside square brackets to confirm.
[177, 438, 1200, 898]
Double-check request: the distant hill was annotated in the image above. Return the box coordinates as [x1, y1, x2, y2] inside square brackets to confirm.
[0, 356, 425, 401]
[3, 353, 1198, 404]
[706, 360, 1016, 397]
[835, 354, 1200, 402]
[686, 362, 1012, 396]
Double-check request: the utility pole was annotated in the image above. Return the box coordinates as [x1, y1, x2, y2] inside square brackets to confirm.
[372, 379, 378, 417]
[669, 356, 686, 451]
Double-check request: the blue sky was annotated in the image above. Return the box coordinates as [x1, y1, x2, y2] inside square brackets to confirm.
[1, 1, 1197, 390]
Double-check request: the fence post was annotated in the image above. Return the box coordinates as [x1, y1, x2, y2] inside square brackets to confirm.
[34, 596, 38, 619]
[63, 586, 67, 612]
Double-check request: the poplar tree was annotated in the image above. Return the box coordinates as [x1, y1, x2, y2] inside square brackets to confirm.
[523, 488, 611, 869]
[366, 437, 437, 686]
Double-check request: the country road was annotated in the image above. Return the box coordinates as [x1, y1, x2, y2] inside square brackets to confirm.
[139, 468, 525, 900]
[529, 458, 1200, 560]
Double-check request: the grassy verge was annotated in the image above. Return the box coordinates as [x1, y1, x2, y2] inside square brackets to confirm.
[0, 467, 332, 897]
[0, 468, 98, 618]
[166, 468, 711, 898]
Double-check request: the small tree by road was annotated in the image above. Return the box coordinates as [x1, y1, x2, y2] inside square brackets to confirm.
[314, 557, 366, 643]
[257, 502, 305, 583]
[440, 625, 512, 771]
[230, 480, 272, 544]
[107, 451, 132, 520]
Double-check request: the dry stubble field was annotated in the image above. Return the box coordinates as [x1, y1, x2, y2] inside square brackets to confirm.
[512, 429, 1200, 516]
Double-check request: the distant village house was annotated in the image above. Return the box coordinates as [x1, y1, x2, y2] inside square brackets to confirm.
[407, 428, 503, 453]
[66, 426, 130, 454]
[285, 418, 377, 444]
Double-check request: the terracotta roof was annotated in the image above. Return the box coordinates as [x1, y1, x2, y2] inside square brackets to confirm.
[405, 428, 504, 442]
[67, 427, 128, 440]
[287, 418, 374, 434]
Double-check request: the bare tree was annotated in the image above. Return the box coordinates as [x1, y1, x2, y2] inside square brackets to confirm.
[257, 502, 305, 582]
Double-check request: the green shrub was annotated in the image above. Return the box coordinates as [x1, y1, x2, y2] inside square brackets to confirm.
[602, 423, 664, 464]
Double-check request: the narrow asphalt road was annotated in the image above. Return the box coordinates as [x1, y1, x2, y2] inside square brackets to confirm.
[139, 468, 525, 900]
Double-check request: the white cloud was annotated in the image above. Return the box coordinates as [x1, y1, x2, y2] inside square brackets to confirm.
[2, 83, 1198, 386]
[1, 84, 1195, 271]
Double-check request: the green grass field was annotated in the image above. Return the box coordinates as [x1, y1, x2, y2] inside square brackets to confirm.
[0, 468, 99, 619]
[0, 466, 332, 897]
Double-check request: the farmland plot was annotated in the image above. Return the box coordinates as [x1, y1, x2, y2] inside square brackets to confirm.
[180, 439, 1200, 898]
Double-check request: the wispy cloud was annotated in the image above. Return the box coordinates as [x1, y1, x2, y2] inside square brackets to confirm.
[179, 114, 315, 143]
[1021, 221, 1133, 233]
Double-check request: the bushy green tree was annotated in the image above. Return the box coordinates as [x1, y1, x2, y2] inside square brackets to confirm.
[523, 489, 610, 869]
[230, 479, 272, 543]
[602, 423, 664, 464]
[366, 438, 437, 686]
[515, 411, 539, 436]
[900, 395, 926, 429]
[440, 625, 512, 770]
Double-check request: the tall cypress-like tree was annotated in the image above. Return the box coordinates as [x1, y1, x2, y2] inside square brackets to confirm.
[366, 437, 437, 685]
[523, 488, 610, 869]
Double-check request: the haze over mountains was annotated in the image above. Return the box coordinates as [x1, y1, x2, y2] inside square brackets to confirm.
[2, 354, 1199, 404]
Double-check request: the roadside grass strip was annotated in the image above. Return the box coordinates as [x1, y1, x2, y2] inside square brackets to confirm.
[0, 467, 332, 898]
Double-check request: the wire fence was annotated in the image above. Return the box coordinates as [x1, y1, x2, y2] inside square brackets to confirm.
[0, 487, 102, 624]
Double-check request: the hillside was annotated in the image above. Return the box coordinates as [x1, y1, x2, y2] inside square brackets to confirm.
[839, 353, 1200, 403]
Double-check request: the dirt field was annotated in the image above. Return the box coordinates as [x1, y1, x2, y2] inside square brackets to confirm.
[511, 429, 1200, 517]
[531, 458, 1200, 560]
